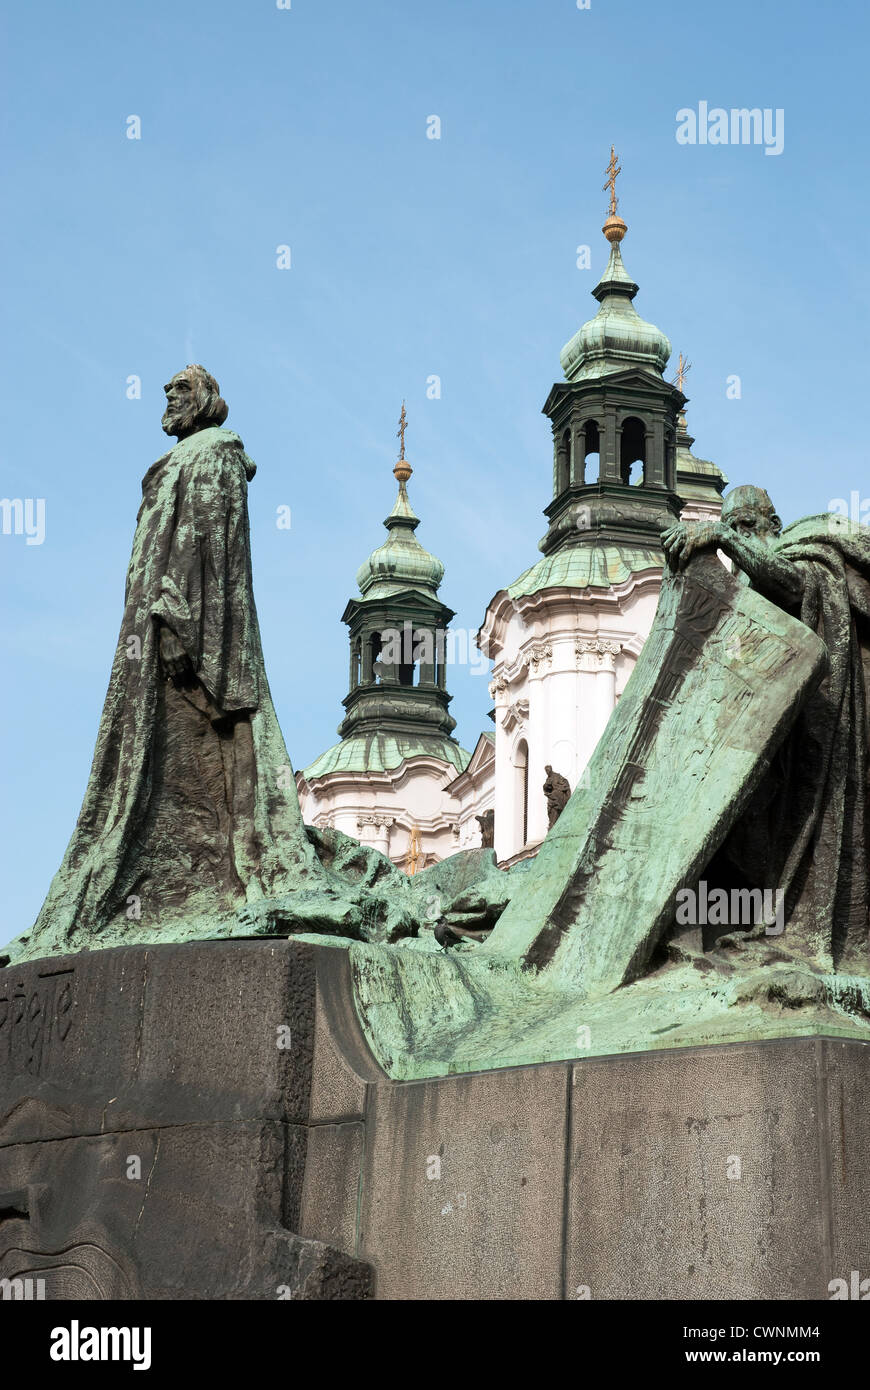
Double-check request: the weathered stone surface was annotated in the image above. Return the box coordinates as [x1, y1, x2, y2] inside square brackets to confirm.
[1, 943, 868, 1300]
[0, 1122, 369, 1300]
[310, 989, 368, 1124]
[299, 1122, 365, 1255]
[0, 941, 374, 1299]
[0, 941, 319, 1140]
[567, 1041, 824, 1299]
[821, 1039, 870, 1287]
[358, 1064, 568, 1300]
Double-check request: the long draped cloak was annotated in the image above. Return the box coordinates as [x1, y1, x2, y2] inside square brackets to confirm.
[18, 426, 319, 958]
[711, 515, 870, 972]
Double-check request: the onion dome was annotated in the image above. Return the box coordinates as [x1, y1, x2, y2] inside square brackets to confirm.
[560, 213, 671, 383]
[355, 405, 445, 600]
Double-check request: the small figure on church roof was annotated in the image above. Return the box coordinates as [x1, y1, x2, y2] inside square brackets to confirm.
[476, 809, 495, 849]
[543, 765, 572, 829]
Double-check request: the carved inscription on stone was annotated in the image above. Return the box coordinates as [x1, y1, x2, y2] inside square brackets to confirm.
[0, 968, 74, 1075]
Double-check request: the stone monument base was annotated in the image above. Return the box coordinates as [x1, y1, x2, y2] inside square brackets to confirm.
[1, 941, 867, 1299]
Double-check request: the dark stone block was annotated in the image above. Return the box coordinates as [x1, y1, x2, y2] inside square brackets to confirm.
[820, 1039, 870, 1290]
[3, 942, 868, 1300]
[0, 941, 370, 1299]
[300, 1122, 365, 1254]
[566, 1039, 869, 1300]
[358, 1064, 569, 1300]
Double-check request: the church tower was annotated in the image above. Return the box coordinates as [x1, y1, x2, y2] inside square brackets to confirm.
[543, 151, 684, 554]
[337, 405, 459, 756]
[296, 408, 470, 868]
[479, 151, 724, 864]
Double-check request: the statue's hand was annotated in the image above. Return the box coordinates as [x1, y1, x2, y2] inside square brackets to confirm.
[158, 624, 194, 686]
[661, 520, 724, 571]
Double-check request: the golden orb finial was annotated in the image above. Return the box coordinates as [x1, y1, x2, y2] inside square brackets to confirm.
[393, 400, 412, 482]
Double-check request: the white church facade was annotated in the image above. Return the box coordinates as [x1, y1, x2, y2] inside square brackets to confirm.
[296, 184, 725, 870]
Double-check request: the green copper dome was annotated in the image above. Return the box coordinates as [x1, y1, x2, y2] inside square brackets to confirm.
[560, 234, 671, 383]
[302, 730, 470, 781]
[508, 541, 663, 600]
[355, 476, 445, 599]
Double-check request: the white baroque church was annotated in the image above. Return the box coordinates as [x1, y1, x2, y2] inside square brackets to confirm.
[296, 187, 726, 871]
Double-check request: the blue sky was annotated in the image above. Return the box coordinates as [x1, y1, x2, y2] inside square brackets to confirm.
[2, 0, 868, 942]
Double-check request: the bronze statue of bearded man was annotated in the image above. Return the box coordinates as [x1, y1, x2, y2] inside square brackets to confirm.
[663, 486, 870, 973]
[13, 366, 320, 960]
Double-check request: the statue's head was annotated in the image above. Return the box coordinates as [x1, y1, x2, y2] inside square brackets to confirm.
[544, 764, 553, 776]
[721, 485, 782, 544]
[162, 365, 229, 440]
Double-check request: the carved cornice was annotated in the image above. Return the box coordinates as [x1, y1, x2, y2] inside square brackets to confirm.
[576, 637, 622, 670]
[524, 639, 552, 674]
[501, 698, 529, 733]
[357, 813, 395, 831]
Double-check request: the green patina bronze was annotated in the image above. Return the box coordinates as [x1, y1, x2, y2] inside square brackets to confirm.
[303, 536, 870, 1081]
[8, 369, 870, 1082]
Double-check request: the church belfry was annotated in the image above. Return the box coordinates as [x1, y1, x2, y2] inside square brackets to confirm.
[540, 149, 684, 556]
[299, 150, 725, 870]
[297, 405, 470, 869]
[338, 405, 458, 747]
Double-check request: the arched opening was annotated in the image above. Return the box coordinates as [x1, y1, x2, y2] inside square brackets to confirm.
[413, 627, 434, 686]
[435, 627, 447, 689]
[664, 430, 676, 490]
[583, 419, 601, 483]
[398, 622, 415, 687]
[369, 631, 382, 684]
[555, 430, 571, 495]
[620, 416, 646, 485]
[514, 739, 529, 849]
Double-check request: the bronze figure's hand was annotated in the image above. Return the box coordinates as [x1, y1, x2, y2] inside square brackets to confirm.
[158, 624, 194, 686]
[661, 520, 722, 570]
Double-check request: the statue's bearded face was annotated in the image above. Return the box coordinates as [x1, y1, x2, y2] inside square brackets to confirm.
[161, 365, 229, 440]
[722, 486, 782, 546]
[161, 372, 200, 440]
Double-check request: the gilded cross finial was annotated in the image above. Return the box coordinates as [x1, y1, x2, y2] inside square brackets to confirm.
[603, 146, 621, 217]
[394, 400, 412, 483]
[601, 146, 627, 243]
[673, 352, 692, 393]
